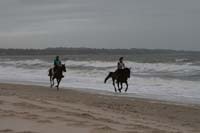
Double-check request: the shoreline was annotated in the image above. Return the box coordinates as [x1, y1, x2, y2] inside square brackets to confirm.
[0, 83, 200, 133]
[1, 81, 200, 106]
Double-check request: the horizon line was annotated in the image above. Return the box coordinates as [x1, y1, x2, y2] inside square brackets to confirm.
[0, 47, 200, 52]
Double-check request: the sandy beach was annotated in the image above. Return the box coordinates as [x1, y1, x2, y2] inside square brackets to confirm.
[0, 83, 199, 133]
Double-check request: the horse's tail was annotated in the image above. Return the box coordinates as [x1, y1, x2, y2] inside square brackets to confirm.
[104, 72, 113, 83]
[48, 68, 53, 77]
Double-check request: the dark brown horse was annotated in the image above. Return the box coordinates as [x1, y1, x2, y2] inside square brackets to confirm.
[104, 68, 130, 92]
[48, 64, 66, 90]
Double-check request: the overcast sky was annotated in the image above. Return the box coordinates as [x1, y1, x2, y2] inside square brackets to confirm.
[0, 0, 200, 50]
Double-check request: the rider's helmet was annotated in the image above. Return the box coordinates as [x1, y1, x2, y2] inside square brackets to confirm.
[119, 57, 123, 61]
[56, 56, 59, 60]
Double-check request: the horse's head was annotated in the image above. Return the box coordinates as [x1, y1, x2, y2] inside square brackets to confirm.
[124, 68, 131, 78]
[62, 64, 66, 72]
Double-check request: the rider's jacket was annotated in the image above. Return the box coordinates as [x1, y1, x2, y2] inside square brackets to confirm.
[54, 59, 61, 66]
[117, 61, 125, 69]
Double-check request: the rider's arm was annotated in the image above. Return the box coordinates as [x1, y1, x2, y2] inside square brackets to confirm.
[54, 60, 56, 66]
[123, 62, 125, 68]
[117, 62, 120, 69]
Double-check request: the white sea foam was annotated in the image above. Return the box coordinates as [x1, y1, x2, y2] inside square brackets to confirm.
[0, 59, 200, 104]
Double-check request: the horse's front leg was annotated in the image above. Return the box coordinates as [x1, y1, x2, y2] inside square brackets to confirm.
[56, 78, 62, 91]
[56, 78, 59, 90]
[119, 82, 123, 92]
[117, 81, 122, 93]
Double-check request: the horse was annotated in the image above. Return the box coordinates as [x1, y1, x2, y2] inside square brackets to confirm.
[48, 64, 66, 91]
[104, 68, 131, 92]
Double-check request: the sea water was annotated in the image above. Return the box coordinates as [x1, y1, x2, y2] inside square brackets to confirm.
[0, 54, 200, 104]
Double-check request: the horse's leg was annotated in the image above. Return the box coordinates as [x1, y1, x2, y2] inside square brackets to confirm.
[119, 82, 123, 92]
[112, 78, 117, 92]
[52, 77, 54, 86]
[56, 78, 62, 91]
[50, 76, 52, 88]
[125, 81, 128, 92]
[117, 81, 121, 93]
[51, 77, 55, 87]
[50, 76, 54, 88]
[56, 78, 59, 90]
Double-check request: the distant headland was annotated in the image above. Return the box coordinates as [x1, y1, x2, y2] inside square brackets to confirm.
[0, 47, 199, 56]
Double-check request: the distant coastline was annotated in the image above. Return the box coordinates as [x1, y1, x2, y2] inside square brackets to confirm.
[0, 47, 200, 56]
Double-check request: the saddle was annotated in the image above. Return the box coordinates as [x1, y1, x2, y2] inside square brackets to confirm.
[115, 68, 130, 79]
[54, 66, 64, 78]
[115, 69, 124, 78]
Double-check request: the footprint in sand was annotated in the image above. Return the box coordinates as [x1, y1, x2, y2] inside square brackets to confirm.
[37, 119, 53, 124]
[0, 100, 3, 104]
[91, 126, 121, 133]
[0, 129, 14, 133]
[16, 131, 39, 133]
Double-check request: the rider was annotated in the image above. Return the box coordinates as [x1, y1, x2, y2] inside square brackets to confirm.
[53, 56, 64, 78]
[116, 57, 125, 78]
[118, 57, 125, 70]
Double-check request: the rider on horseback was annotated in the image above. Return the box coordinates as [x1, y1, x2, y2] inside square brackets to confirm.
[117, 57, 125, 70]
[116, 57, 125, 78]
[54, 56, 64, 78]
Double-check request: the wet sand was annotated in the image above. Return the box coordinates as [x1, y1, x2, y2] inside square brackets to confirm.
[0, 83, 200, 133]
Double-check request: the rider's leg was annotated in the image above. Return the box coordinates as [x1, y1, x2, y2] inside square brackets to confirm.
[53, 66, 57, 74]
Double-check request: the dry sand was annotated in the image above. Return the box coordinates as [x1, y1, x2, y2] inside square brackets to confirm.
[0, 83, 200, 133]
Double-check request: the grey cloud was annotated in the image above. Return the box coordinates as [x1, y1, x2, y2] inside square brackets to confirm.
[0, 0, 200, 50]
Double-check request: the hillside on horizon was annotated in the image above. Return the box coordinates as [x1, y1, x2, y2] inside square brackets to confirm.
[0, 47, 200, 56]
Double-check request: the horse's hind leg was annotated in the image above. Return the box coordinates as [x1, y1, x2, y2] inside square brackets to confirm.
[125, 81, 128, 92]
[50, 77, 53, 88]
[51, 77, 55, 88]
[112, 78, 117, 92]
[52, 79, 54, 87]
[49, 77, 52, 87]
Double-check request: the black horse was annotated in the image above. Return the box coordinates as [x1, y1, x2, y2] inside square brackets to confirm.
[104, 68, 130, 92]
[48, 64, 66, 90]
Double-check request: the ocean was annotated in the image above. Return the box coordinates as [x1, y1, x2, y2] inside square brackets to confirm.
[0, 52, 200, 104]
